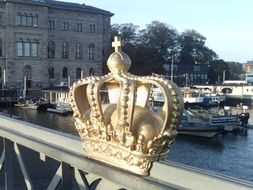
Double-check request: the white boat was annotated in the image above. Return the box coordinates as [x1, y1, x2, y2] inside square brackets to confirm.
[151, 88, 164, 103]
[182, 107, 249, 133]
[203, 93, 226, 106]
[47, 107, 71, 115]
[182, 87, 204, 105]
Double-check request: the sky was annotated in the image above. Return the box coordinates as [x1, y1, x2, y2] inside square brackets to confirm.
[61, 0, 253, 63]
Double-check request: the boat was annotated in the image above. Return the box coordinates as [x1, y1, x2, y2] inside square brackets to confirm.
[47, 107, 71, 116]
[182, 106, 250, 134]
[182, 87, 204, 106]
[202, 92, 226, 107]
[151, 87, 164, 103]
[177, 125, 224, 138]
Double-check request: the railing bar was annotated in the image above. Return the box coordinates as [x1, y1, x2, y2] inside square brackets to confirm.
[4, 138, 14, 190]
[14, 143, 34, 190]
[74, 168, 89, 190]
[0, 148, 5, 171]
[47, 164, 62, 190]
[62, 162, 74, 190]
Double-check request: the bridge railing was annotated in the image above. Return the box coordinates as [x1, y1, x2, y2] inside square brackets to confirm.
[0, 115, 253, 190]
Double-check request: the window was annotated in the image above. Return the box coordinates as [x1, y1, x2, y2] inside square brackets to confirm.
[62, 42, 69, 59]
[22, 13, 27, 26]
[76, 22, 82, 32]
[16, 40, 23, 57]
[0, 67, 1, 78]
[62, 67, 68, 78]
[48, 41, 55, 58]
[49, 20, 55, 30]
[89, 68, 94, 76]
[33, 14, 38, 27]
[89, 24, 95, 33]
[88, 43, 95, 60]
[194, 65, 200, 72]
[31, 41, 38, 57]
[27, 13, 33, 27]
[0, 39, 2, 57]
[103, 28, 106, 34]
[24, 65, 32, 80]
[63, 22, 69, 31]
[49, 67, 54, 78]
[0, 15, 2, 25]
[76, 68, 81, 78]
[16, 38, 38, 57]
[76, 43, 82, 59]
[16, 12, 22, 25]
[15, 12, 38, 27]
[24, 41, 30, 57]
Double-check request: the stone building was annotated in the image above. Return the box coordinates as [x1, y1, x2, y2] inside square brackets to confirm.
[0, 0, 113, 90]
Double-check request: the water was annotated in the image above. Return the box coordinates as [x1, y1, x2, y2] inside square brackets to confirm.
[1, 107, 253, 183]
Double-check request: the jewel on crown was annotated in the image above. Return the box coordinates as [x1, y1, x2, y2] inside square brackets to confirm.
[69, 36, 184, 176]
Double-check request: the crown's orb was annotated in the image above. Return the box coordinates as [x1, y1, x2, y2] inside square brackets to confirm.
[107, 51, 131, 73]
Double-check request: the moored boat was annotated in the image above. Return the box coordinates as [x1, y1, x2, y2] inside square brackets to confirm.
[177, 125, 224, 138]
[47, 107, 71, 116]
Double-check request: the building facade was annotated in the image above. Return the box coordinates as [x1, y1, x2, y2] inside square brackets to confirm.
[163, 63, 209, 86]
[0, 0, 113, 89]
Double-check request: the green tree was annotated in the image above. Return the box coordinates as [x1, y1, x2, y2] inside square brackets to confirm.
[179, 29, 217, 65]
[209, 59, 230, 84]
[227, 62, 243, 80]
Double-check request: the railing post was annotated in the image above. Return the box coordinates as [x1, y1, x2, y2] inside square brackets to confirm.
[4, 138, 14, 190]
[62, 162, 74, 190]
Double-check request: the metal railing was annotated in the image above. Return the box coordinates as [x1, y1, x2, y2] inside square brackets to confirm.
[0, 115, 253, 190]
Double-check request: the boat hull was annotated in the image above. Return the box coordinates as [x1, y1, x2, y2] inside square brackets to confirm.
[177, 126, 223, 138]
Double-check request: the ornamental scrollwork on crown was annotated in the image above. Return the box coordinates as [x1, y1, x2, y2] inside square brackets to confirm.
[69, 36, 183, 176]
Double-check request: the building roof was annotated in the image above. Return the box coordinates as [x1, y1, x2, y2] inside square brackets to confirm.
[6, 0, 113, 16]
[46, 0, 114, 16]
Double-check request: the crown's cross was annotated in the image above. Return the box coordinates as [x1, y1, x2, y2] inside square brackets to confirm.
[112, 36, 123, 52]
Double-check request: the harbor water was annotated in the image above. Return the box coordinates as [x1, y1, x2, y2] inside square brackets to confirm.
[1, 107, 253, 183]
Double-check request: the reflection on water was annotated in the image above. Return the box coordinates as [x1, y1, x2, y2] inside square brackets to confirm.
[167, 130, 253, 182]
[1, 107, 253, 183]
[5, 108, 78, 135]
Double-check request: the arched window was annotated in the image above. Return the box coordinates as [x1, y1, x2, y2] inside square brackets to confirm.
[16, 12, 22, 25]
[88, 43, 95, 60]
[16, 38, 23, 56]
[89, 68, 94, 76]
[62, 67, 68, 78]
[31, 40, 38, 57]
[24, 65, 32, 80]
[49, 20, 55, 30]
[76, 68, 81, 78]
[27, 13, 33, 27]
[24, 39, 31, 57]
[52, 20, 55, 29]
[62, 42, 69, 59]
[33, 14, 38, 27]
[63, 21, 69, 31]
[76, 43, 82, 59]
[0, 39, 2, 57]
[21, 13, 27, 26]
[48, 41, 55, 58]
[89, 24, 95, 33]
[49, 67, 54, 78]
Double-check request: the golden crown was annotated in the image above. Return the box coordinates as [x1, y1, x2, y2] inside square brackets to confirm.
[69, 36, 184, 176]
